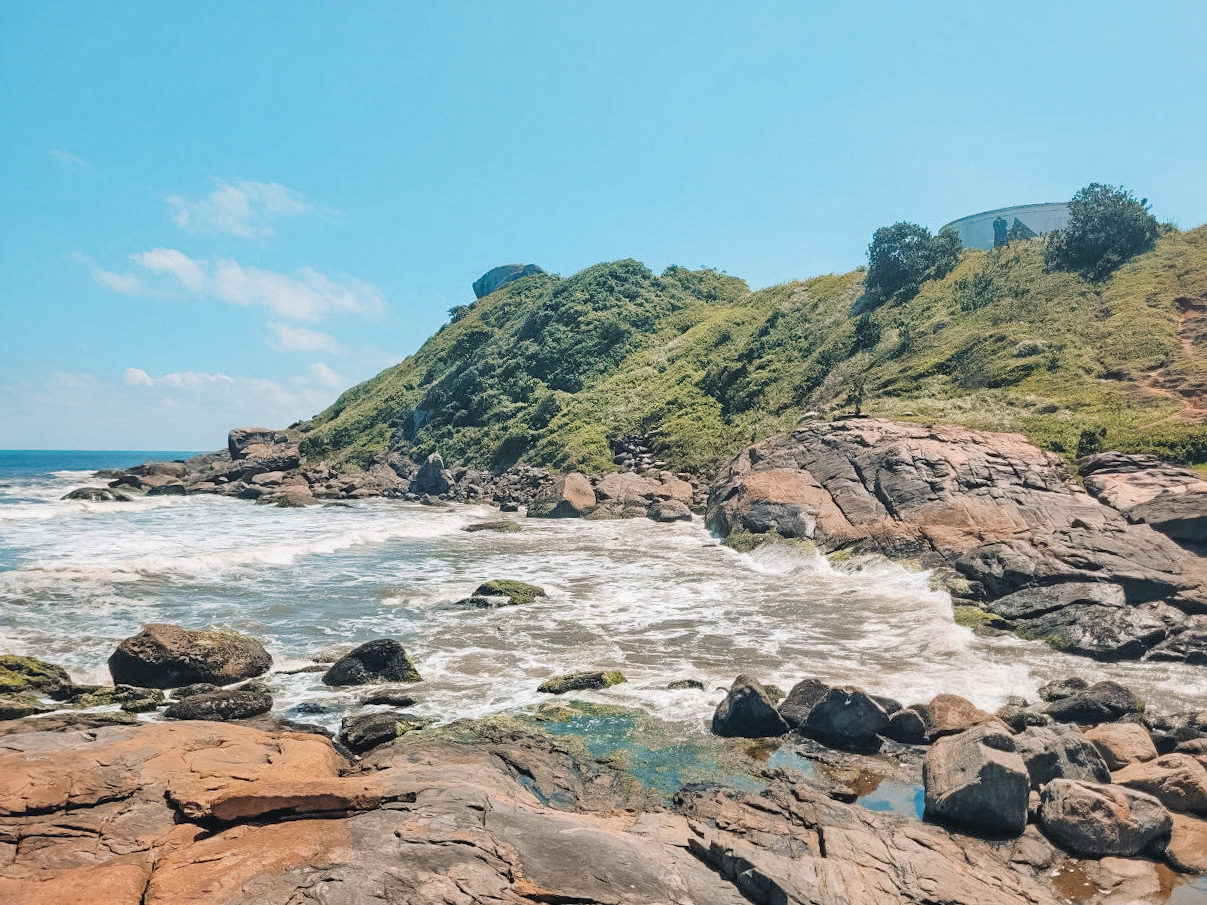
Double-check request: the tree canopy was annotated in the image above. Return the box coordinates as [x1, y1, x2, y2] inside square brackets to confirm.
[1044, 183, 1159, 281]
[863, 222, 962, 308]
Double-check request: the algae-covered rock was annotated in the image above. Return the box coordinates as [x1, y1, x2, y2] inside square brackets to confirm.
[474, 580, 547, 606]
[108, 624, 271, 688]
[340, 711, 433, 754]
[463, 520, 522, 533]
[0, 693, 52, 720]
[0, 655, 71, 695]
[537, 670, 626, 695]
[322, 639, 421, 686]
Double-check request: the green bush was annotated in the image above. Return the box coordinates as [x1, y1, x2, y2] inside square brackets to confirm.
[1044, 183, 1159, 281]
[863, 222, 963, 308]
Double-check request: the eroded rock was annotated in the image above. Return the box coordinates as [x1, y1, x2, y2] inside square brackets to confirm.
[108, 624, 271, 688]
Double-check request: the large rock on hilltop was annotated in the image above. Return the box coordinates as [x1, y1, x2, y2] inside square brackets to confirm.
[472, 263, 543, 299]
[706, 420, 1207, 662]
[108, 624, 271, 688]
[923, 723, 1030, 837]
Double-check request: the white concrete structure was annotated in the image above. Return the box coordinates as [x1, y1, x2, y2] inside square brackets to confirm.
[942, 202, 1070, 251]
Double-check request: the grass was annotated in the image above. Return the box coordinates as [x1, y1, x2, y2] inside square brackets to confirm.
[294, 227, 1207, 474]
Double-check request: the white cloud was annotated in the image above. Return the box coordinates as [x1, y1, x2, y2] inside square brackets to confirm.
[49, 149, 90, 169]
[88, 248, 385, 322]
[134, 248, 206, 294]
[268, 323, 342, 354]
[124, 367, 153, 386]
[166, 179, 311, 237]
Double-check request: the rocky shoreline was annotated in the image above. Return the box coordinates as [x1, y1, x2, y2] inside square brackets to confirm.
[69, 417, 1207, 666]
[2, 625, 1206, 904]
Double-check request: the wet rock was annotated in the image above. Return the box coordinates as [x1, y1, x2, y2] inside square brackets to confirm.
[711, 675, 788, 738]
[996, 703, 1051, 733]
[1038, 676, 1089, 701]
[0, 693, 51, 720]
[411, 452, 451, 496]
[61, 486, 131, 502]
[163, 689, 273, 722]
[472, 579, 546, 605]
[321, 639, 421, 686]
[882, 706, 929, 744]
[1084, 723, 1159, 770]
[802, 686, 889, 749]
[338, 711, 432, 754]
[924, 693, 1000, 739]
[1037, 778, 1171, 857]
[108, 624, 271, 688]
[1013, 725, 1111, 788]
[1145, 616, 1207, 663]
[462, 520, 521, 533]
[667, 679, 705, 691]
[1046, 680, 1141, 724]
[359, 690, 418, 708]
[1020, 604, 1169, 660]
[1113, 753, 1207, 814]
[1166, 813, 1207, 873]
[777, 677, 829, 729]
[0, 654, 71, 695]
[647, 499, 692, 522]
[499, 500, 519, 512]
[537, 670, 626, 695]
[170, 683, 221, 699]
[68, 684, 165, 713]
[922, 724, 1030, 837]
[527, 472, 596, 518]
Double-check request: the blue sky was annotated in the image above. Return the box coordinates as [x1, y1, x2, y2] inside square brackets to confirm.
[2, 2, 1205, 449]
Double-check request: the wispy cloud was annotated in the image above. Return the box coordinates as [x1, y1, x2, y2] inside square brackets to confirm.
[49, 149, 91, 169]
[267, 322, 342, 354]
[88, 248, 385, 322]
[166, 179, 311, 237]
[73, 253, 143, 294]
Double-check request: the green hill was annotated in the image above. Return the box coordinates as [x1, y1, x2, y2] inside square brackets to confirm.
[296, 226, 1207, 475]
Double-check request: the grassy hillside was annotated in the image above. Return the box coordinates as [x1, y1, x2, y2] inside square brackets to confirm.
[296, 227, 1207, 474]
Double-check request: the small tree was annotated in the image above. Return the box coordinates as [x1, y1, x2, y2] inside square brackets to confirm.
[1044, 183, 1159, 281]
[863, 222, 962, 308]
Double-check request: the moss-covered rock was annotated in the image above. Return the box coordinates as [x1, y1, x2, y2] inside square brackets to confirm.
[952, 606, 1013, 634]
[0, 692, 52, 720]
[474, 580, 547, 606]
[0, 655, 71, 695]
[537, 670, 626, 695]
[463, 520, 522, 533]
[66, 684, 166, 712]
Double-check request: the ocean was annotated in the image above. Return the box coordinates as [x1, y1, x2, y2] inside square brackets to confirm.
[3, 449, 1207, 800]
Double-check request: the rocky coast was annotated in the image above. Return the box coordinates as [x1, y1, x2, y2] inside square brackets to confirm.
[13, 415, 1206, 903]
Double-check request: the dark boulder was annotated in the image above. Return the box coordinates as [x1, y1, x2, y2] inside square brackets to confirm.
[411, 453, 451, 496]
[882, 706, 929, 744]
[1012, 725, 1111, 788]
[339, 711, 432, 754]
[0, 693, 51, 720]
[171, 683, 221, 699]
[1038, 779, 1171, 857]
[1126, 491, 1207, 554]
[527, 473, 596, 518]
[1038, 677, 1089, 702]
[472, 580, 546, 605]
[360, 690, 418, 708]
[322, 640, 421, 686]
[1046, 681, 1140, 724]
[162, 689, 273, 722]
[777, 678, 829, 730]
[923, 724, 1030, 837]
[985, 582, 1125, 620]
[1145, 617, 1207, 664]
[801, 687, 889, 750]
[108, 624, 271, 688]
[61, 486, 130, 502]
[711, 675, 789, 738]
[1020, 605, 1168, 660]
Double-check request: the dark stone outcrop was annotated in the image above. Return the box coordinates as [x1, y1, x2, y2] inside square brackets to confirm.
[801, 686, 889, 750]
[777, 678, 830, 729]
[1045, 680, 1141, 724]
[62, 486, 131, 502]
[471, 263, 543, 299]
[411, 452, 451, 496]
[321, 640, 421, 686]
[1079, 451, 1207, 553]
[338, 711, 431, 754]
[883, 706, 930, 743]
[711, 675, 788, 738]
[162, 689, 273, 722]
[1012, 724, 1111, 788]
[527, 473, 596, 518]
[108, 624, 271, 688]
[706, 420, 1207, 662]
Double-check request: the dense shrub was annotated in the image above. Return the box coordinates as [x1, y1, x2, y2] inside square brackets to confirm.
[863, 222, 962, 308]
[1044, 183, 1159, 281]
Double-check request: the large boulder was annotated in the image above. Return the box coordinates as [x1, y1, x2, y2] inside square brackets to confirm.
[0, 655, 71, 696]
[1012, 725, 1111, 789]
[777, 678, 829, 730]
[471, 263, 543, 299]
[1018, 604, 1169, 660]
[1037, 778, 1171, 857]
[883, 706, 930, 744]
[411, 452, 451, 496]
[1145, 616, 1207, 664]
[227, 427, 300, 471]
[527, 473, 596, 518]
[62, 486, 131, 502]
[801, 686, 889, 749]
[162, 689, 273, 722]
[1045, 680, 1140, 724]
[711, 675, 789, 739]
[108, 625, 271, 688]
[922, 724, 1030, 837]
[924, 693, 999, 740]
[1166, 813, 1207, 873]
[1083, 723, 1159, 770]
[647, 499, 692, 522]
[1113, 753, 1207, 814]
[1128, 491, 1207, 554]
[1079, 451, 1207, 554]
[322, 640, 421, 687]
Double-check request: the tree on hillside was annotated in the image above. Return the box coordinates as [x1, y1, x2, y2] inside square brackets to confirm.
[1044, 183, 1159, 281]
[863, 222, 962, 308]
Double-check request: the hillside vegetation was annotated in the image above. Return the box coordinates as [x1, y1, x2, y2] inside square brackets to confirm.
[296, 226, 1207, 475]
